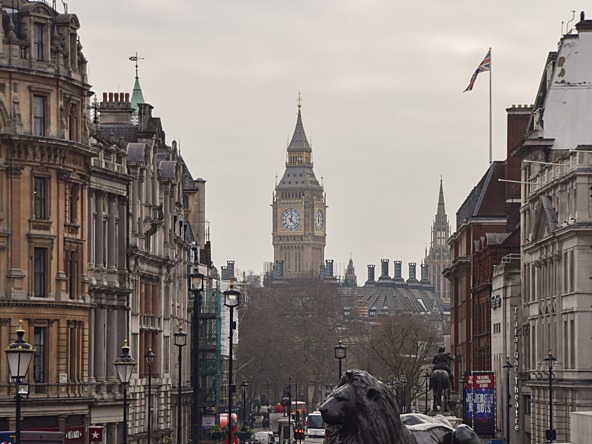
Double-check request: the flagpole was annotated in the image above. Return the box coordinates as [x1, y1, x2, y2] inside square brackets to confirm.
[489, 47, 492, 165]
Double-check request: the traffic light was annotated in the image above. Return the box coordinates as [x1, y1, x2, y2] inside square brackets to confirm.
[293, 427, 304, 440]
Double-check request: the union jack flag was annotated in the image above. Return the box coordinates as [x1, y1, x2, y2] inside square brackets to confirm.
[464, 49, 491, 92]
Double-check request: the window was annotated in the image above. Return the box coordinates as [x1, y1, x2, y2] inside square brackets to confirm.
[68, 183, 79, 224]
[33, 23, 44, 61]
[34, 247, 47, 297]
[33, 326, 47, 382]
[34, 176, 48, 219]
[33, 95, 46, 136]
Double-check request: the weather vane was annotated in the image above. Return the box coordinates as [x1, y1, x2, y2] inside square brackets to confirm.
[129, 52, 144, 79]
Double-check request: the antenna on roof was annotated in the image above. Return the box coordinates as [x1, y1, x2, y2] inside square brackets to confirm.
[129, 52, 144, 80]
[566, 10, 576, 34]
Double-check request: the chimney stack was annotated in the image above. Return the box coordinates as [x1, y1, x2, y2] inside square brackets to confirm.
[379, 259, 390, 280]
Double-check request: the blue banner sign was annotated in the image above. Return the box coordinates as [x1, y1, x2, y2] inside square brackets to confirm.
[464, 371, 496, 437]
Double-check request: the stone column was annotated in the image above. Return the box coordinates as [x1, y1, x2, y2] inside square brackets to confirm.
[94, 306, 106, 382]
[106, 307, 118, 381]
[108, 194, 117, 270]
[95, 191, 105, 269]
[118, 196, 127, 273]
[7, 166, 24, 293]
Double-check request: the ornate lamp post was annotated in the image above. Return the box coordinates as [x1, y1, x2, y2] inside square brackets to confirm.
[423, 372, 430, 414]
[334, 338, 346, 382]
[5, 321, 35, 444]
[224, 284, 241, 444]
[174, 325, 188, 444]
[145, 347, 155, 444]
[544, 351, 557, 443]
[503, 356, 513, 444]
[190, 266, 205, 444]
[114, 340, 137, 444]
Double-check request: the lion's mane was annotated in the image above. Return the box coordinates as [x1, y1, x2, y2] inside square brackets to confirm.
[320, 369, 415, 444]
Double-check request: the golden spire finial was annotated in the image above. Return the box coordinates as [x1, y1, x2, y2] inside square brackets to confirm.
[297, 92, 302, 110]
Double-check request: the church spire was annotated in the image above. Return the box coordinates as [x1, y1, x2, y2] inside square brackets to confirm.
[437, 176, 446, 217]
[287, 92, 312, 153]
[129, 53, 145, 115]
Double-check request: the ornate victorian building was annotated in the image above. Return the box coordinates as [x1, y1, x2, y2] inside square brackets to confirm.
[0, 2, 214, 443]
[272, 98, 327, 279]
[512, 14, 592, 443]
[0, 0, 94, 436]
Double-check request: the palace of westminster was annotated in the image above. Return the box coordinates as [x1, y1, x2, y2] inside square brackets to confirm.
[2, 1, 592, 443]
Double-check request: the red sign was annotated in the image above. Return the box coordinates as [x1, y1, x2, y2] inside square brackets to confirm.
[65, 426, 84, 444]
[88, 427, 103, 443]
[465, 372, 494, 389]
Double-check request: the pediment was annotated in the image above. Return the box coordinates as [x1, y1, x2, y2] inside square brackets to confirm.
[532, 195, 557, 242]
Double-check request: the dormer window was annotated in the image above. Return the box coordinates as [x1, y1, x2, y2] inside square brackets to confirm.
[34, 23, 45, 61]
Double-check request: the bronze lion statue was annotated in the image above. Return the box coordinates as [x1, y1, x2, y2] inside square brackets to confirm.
[320, 370, 481, 444]
[320, 369, 415, 444]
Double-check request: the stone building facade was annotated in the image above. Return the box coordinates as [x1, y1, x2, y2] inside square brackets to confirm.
[512, 14, 592, 443]
[0, 2, 213, 443]
[0, 0, 95, 437]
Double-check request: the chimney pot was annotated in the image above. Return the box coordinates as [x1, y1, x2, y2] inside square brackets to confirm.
[102, 92, 107, 103]
[108, 92, 113, 102]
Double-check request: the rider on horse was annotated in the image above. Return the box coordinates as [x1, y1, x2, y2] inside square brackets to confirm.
[432, 346, 454, 387]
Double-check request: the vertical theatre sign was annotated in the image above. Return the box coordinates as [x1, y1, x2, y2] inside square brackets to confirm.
[464, 371, 495, 436]
[512, 306, 520, 431]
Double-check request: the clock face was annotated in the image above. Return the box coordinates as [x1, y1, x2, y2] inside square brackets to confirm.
[281, 208, 301, 231]
[315, 209, 324, 231]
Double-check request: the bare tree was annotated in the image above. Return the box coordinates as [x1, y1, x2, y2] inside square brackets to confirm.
[237, 279, 346, 409]
[360, 314, 440, 411]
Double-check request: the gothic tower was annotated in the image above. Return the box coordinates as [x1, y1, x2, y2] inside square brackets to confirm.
[272, 97, 326, 278]
[425, 178, 451, 304]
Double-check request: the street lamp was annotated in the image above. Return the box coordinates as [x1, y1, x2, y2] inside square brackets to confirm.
[334, 338, 346, 382]
[5, 320, 35, 444]
[190, 267, 205, 444]
[423, 372, 430, 414]
[114, 340, 137, 444]
[503, 356, 513, 444]
[544, 351, 557, 443]
[241, 380, 249, 428]
[224, 284, 241, 444]
[401, 377, 407, 414]
[174, 324, 188, 444]
[145, 347, 155, 444]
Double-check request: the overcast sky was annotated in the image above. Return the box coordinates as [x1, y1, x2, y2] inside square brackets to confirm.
[69, 1, 589, 280]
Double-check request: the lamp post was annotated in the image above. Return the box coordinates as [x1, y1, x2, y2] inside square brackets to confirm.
[5, 320, 35, 444]
[190, 267, 205, 444]
[401, 377, 407, 414]
[423, 372, 430, 414]
[114, 340, 137, 444]
[544, 351, 557, 443]
[503, 356, 513, 444]
[224, 284, 241, 444]
[241, 380, 249, 427]
[145, 347, 155, 444]
[334, 338, 346, 382]
[174, 324, 188, 444]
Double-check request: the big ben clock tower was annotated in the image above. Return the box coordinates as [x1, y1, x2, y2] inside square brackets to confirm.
[272, 96, 327, 278]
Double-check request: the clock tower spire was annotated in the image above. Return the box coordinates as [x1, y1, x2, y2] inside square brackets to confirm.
[272, 95, 327, 279]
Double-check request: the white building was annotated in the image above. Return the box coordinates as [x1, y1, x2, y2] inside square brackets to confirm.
[513, 12, 592, 444]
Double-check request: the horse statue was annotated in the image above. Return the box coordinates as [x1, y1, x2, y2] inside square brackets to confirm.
[430, 369, 450, 412]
